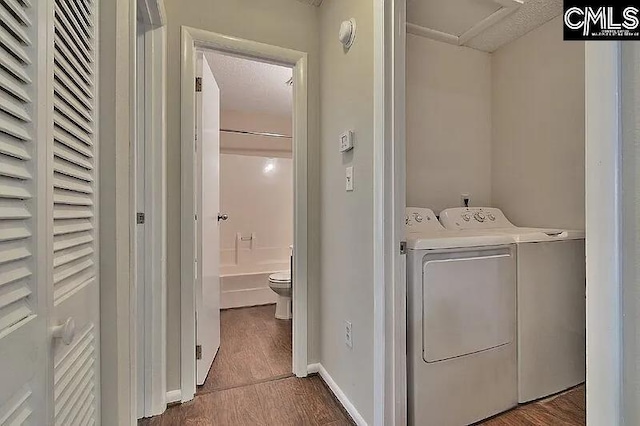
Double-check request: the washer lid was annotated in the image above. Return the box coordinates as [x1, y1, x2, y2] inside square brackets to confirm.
[439, 207, 514, 230]
[439, 207, 585, 242]
[269, 271, 291, 282]
[511, 229, 585, 242]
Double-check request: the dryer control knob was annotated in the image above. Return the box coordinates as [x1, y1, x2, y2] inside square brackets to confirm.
[474, 212, 486, 222]
[413, 213, 423, 223]
[462, 213, 471, 222]
[488, 213, 496, 221]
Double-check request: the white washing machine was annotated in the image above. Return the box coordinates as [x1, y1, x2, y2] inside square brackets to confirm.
[439, 207, 586, 403]
[405, 208, 518, 425]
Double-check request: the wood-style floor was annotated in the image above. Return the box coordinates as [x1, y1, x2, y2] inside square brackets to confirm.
[199, 304, 293, 393]
[140, 304, 354, 426]
[140, 305, 584, 426]
[481, 385, 585, 426]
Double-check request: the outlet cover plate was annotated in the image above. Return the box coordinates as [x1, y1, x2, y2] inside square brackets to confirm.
[345, 320, 353, 349]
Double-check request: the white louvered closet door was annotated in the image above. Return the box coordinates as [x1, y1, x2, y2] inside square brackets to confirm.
[51, 0, 99, 425]
[0, 0, 99, 424]
[0, 0, 48, 424]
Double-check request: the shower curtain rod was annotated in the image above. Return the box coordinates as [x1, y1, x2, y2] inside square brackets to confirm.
[220, 128, 292, 139]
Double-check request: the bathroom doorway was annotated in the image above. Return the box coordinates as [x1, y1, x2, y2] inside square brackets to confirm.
[179, 28, 310, 402]
[196, 50, 296, 392]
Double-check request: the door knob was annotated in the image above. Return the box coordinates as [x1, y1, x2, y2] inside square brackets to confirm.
[218, 213, 229, 221]
[52, 317, 76, 345]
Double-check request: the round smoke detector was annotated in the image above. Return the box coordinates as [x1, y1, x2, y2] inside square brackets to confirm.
[339, 18, 356, 49]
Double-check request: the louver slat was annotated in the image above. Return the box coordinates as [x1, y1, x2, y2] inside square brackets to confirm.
[0, 0, 34, 338]
[52, 2, 98, 423]
[55, 0, 90, 53]
[53, 325, 96, 425]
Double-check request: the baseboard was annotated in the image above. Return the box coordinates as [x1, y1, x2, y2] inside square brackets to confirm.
[166, 389, 182, 404]
[307, 363, 367, 426]
[307, 363, 320, 374]
[221, 287, 277, 309]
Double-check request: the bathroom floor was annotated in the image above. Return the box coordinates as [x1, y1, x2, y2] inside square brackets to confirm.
[140, 304, 355, 425]
[480, 385, 585, 425]
[199, 304, 293, 393]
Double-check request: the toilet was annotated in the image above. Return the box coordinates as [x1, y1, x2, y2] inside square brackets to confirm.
[268, 271, 292, 320]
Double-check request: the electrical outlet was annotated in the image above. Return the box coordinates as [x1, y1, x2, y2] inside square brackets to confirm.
[344, 320, 353, 349]
[461, 193, 470, 207]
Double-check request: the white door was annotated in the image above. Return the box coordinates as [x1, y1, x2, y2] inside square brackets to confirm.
[195, 54, 221, 385]
[51, 0, 100, 424]
[0, 0, 48, 423]
[0, 0, 100, 424]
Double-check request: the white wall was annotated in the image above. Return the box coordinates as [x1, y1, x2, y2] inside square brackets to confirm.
[491, 16, 585, 229]
[219, 154, 293, 276]
[163, 0, 320, 392]
[220, 110, 292, 158]
[406, 35, 492, 213]
[319, 0, 375, 423]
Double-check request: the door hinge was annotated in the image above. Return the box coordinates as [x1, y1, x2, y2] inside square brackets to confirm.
[196, 344, 202, 360]
[195, 77, 202, 92]
[137, 212, 145, 224]
[400, 241, 407, 255]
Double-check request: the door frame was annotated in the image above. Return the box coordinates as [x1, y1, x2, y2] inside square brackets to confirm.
[584, 41, 622, 424]
[180, 26, 309, 402]
[134, 0, 167, 418]
[382, 0, 407, 424]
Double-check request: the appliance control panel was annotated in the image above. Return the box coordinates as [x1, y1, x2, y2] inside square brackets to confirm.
[405, 207, 444, 232]
[439, 207, 513, 230]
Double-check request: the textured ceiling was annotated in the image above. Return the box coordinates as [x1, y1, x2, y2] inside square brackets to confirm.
[295, 0, 323, 6]
[465, 0, 562, 52]
[204, 52, 293, 116]
[407, 0, 502, 37]
[407, 0, 563, 52]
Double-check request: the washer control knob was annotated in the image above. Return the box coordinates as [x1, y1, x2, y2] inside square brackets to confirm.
[488, 213, 496, 221]
[462, 213, 471, 222]
[413, 213, 423, 223]
[474, 211, 486, 222]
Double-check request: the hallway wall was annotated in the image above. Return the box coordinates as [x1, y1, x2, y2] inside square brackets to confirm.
[319, 0, 376, 422]
[163, 0, 321, 392]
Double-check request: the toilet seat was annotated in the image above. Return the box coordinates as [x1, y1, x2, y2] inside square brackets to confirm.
[269, 271, 291, 283]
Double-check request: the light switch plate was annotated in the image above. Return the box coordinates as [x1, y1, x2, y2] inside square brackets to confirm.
[346, 166, 354, 191]
[339, 130, 354, 152]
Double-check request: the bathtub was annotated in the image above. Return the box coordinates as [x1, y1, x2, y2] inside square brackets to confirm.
[220, 246, 290, 309]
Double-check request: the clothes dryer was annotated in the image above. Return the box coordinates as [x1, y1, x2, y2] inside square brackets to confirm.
[405, 208, 518, 425]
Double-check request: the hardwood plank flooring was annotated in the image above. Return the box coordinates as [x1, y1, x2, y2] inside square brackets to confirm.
[198, 304, 293, 393]
[480, 386, 585, 426]
[140, 375, 354, 426]
[140, 304, 354, 425]
[141, 303, 583, 426]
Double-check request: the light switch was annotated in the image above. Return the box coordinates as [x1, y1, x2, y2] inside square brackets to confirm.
[340, 130, 354, 152]
[346, 166, 354, 191]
